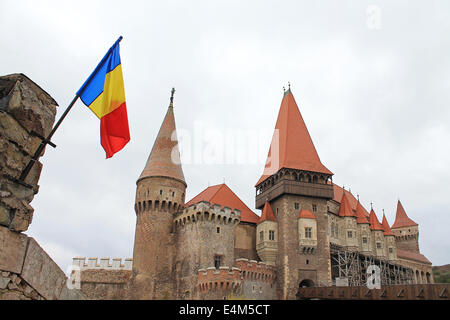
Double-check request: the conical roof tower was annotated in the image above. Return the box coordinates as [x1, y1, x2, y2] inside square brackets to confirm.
[138, 88, 186, 186]
[391, 200, 418, 229]
[256, 88, 332, 186]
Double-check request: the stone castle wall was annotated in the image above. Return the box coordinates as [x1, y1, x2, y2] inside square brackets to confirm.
[0, 74, 84, 300]
[174, 201, 240, 299]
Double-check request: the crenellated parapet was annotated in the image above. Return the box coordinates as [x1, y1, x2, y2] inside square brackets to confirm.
[174, 201, 241, 229]
[198, 266, 242, 293]
[72, 257, 133, 271]
[235, 258, 276, 283]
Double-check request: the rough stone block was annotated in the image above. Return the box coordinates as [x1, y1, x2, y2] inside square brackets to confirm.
[0, 276, 10, 289]
[21, 237, 66, 300]
[0, 225, 28, 273]
[58, 282, 86, 300]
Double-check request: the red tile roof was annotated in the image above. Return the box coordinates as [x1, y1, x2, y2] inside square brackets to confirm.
[185, 184, 260, 224]
[258, 202, 277, 223]
[397, 249, 431, 265]
[355, 201, 370, 224]
[298, 209, 316, 220]
[338, 193, 356, 217]
[381, 214, 394, 236]
[391, 200, 418, 229]
[332, 184, 369, 217]
[368, 209, 384, 231]
[138, 103, 186, 185]
[256, 89, 332, 186]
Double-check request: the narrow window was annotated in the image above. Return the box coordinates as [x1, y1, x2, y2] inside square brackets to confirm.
[214, 255, 222, 269]
[217, 227, 220, 234]
[347, 231, 352, 238]
[306, 259, 310, 265]
[269, 230, 275, 241]
[260, 231, 264, 241]
[172, 192, 175, 197]
[376, 242, 382, 249]
[389, 247, 393, 253]
[305, 227, 312, 239]
[294, 203, 299, 210]
[159, 190, 163, 195]
[312, 204, 317, 212]
[362, 237, 368, 244]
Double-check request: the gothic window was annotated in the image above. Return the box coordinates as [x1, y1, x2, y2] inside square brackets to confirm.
[269, 230, 275, 241]
[294, 203, 299, 210]
[172, 192, 175, 197]
[305, 227, 312, 238]
[347, 231, 352, 238]
[214, 255, 222, 269]
[260, 231, 264, 241]
[160, 190, 163, 195]
[312, 204, 317, 212]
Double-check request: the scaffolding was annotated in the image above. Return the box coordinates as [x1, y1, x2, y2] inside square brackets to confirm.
[330, 247, 413, 287]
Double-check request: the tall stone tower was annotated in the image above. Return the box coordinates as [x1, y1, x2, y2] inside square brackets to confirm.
[391, 200, 419, 253]
[255, 88, 334, 300]
[131, 88, 187, 299]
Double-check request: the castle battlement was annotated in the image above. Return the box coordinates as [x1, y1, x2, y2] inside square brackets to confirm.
[234, 258, 276, 282]
[174, 201, 241, 228]
[72, 257, 133, 271]
[198, 266, 242, 293]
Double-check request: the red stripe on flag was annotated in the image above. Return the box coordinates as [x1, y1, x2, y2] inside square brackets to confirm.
[100, 102, 130, 158]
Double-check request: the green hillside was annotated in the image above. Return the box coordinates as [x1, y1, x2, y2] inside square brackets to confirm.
[433, 265, 450, 283]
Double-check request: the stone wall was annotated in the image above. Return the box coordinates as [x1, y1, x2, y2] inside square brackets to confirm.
[0, 73, 85, 300]
[0, 74, 57, 232]
[0, 226, 85, 300]
[234, 222, 258, 261]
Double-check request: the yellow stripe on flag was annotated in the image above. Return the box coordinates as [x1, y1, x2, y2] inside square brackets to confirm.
[88, 65, 126, 119]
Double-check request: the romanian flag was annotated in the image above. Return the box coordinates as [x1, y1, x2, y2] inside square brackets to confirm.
[77, 36, 130, 158]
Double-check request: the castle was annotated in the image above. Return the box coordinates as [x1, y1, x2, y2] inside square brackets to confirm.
[72, 87, 434, 300]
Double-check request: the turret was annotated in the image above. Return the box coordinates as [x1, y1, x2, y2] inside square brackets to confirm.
[391, 200, 419, 253]
[338, 193, 357, 250]
[256, 202, 278, 265]
[298, 209, 317, 253]
[368, 208, 385, 258]
[131, 88, 187, 299]
[355, 201, 371, 253]
[381, 212, 397, 261]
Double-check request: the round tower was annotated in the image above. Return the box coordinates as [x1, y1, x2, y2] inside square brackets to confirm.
[131, 88, 187, 299]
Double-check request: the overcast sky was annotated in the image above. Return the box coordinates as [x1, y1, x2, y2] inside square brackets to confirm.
[1, 0, 449, 272]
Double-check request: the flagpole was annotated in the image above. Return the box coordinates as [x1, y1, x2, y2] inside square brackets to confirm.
[17, 36, 124, 187]
[17, 94, 80, 187]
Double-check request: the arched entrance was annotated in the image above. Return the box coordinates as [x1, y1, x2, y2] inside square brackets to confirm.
[299, 279, 315, 288]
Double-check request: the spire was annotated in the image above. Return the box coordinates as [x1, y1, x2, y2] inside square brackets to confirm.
[355, 201, 370, 224]
[138, 88, 186, 185]
[381, 214, 394, 236]
[258, 201, 277, 223]
[338, 192, 356, 217]
[368, 209, 384, 231]
[256, 88, 332, 185]
[391, 200, 418, 229]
